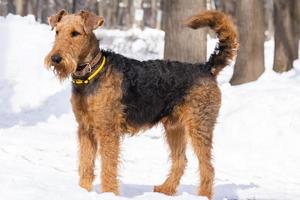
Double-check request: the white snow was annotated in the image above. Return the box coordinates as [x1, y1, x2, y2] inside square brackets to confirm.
[0, 14, 300, 200]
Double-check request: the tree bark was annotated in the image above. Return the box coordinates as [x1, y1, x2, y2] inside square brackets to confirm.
[98, 0, 118, 28]
[41, 0, 49, 23]
[7, 0, 16, 14]
[15, 0, 23, 15]
[0, 0, 8, 16]
[230, 0, 265, 85]
[164, 0, 206, 63]
[215, 0, 237, 23]
[292, 0, 300, 60]
[273, 0, 297, 73]
[73, 0, 97, 13]
[22, 0, 29, 16]
[264, 0, 274, 41]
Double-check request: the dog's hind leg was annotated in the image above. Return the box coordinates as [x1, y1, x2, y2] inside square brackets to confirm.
[154, 118, 187, 195]
[183, 85, 221, 200]
[78, 125, 97, 191]
[188, 122, 214, 199]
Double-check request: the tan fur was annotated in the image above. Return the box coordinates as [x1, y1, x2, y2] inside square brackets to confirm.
[71, 67, 125, 194]
[45, 12, 102, 81]
[154, 116, 187, 195]
[44, 10, 231, 200]
[153, 78, 220, 199]
[185, 11, 238, 76]
[178, 79, 221, 199]
[72, 71, 220, 198]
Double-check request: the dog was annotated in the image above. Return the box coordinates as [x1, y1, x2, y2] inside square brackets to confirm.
[44, 9, 238, 200]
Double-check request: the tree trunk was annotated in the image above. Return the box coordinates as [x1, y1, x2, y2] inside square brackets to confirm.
[100, 0, 118, 28]
[0, 0, 7, 16]
[72, 0, 76, 13]
[128, 0, 135, 28]
[41, 0, 49, 23]
[230, 0, 265, 85]
[73, 0, 97, 13]
[264, 0, 274, 41]
[150, 0, 157, 28]
[22, 0, 28, 16]
[215, 0, 237, 23]
[164, 0, 206, 63]
[273, 0, 297, 73]
[15, 0, 23, 15]
[7, 0, 16, 14]
[292, 0, 300, 60]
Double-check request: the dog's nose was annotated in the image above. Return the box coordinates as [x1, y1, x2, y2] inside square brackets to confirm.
[51, 54, 62, 64]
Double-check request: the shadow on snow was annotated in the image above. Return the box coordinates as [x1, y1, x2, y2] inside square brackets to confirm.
[94, 182, 258, 200]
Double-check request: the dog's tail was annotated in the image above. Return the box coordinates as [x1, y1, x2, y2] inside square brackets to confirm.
[185, 11, 238, 76]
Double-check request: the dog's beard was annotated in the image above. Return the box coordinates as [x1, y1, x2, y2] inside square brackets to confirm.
[44, 53, 77, 81]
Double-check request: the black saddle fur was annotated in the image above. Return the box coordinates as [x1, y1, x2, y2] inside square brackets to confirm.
[73, 50, 214, 126]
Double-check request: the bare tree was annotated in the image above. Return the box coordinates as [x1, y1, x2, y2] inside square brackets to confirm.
[142, 0, 159, 28]
[292, 0, 300, 59]
[73, 0, 97, 13]
[164, 0, 206, 63]
[1, 0, 165, 30]
[116, 0, 130, 28]
[264, 0, 274, 41]
[230, 0, 265, 85]
[15, 0, 23, 15]
[0, 0, 8, 15]
[273, 0, 298, 73]
[97, 0, 119, 28]
[6, 0, 15, 15]
[40, 0, 49, 22]
[215, 0, 237, 21]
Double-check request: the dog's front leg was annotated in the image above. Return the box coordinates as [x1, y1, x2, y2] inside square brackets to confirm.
[98, 131, 120, 194]
[78, 125, 97, 191]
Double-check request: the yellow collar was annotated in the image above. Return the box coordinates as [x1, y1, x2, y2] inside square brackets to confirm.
[72, 56, 106, 85]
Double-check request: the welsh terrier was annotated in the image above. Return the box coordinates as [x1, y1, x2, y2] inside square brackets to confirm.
[44, 9, 238, 200]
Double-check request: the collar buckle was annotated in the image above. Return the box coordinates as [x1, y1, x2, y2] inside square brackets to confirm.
[72, 56, 106, 85]
[87, 64, 92, 73]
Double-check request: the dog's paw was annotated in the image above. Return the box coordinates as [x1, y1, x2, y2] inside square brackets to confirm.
[79, 179, 93, 192]
[153, 184, 176, 196]
[101, 186, 119, 195]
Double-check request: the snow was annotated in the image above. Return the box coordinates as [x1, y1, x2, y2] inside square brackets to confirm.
[0, 14, 300, 200]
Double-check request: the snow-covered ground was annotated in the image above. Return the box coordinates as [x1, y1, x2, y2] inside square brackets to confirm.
[0, 14, 300, 200]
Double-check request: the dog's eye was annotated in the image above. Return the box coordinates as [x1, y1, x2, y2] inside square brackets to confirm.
[71, 31, 80, 37]
[56, 31, 59, 35]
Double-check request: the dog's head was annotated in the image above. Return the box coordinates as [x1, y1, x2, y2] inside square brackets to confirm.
[44, 10, 104, 80]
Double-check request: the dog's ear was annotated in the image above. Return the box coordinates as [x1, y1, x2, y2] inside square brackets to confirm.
[48, 9, 67, 30]
[79, 10, 104, 34]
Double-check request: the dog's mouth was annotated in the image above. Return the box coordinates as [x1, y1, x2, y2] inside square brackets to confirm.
[44, 53, 78, 81]
[48, 65, 58, 75]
